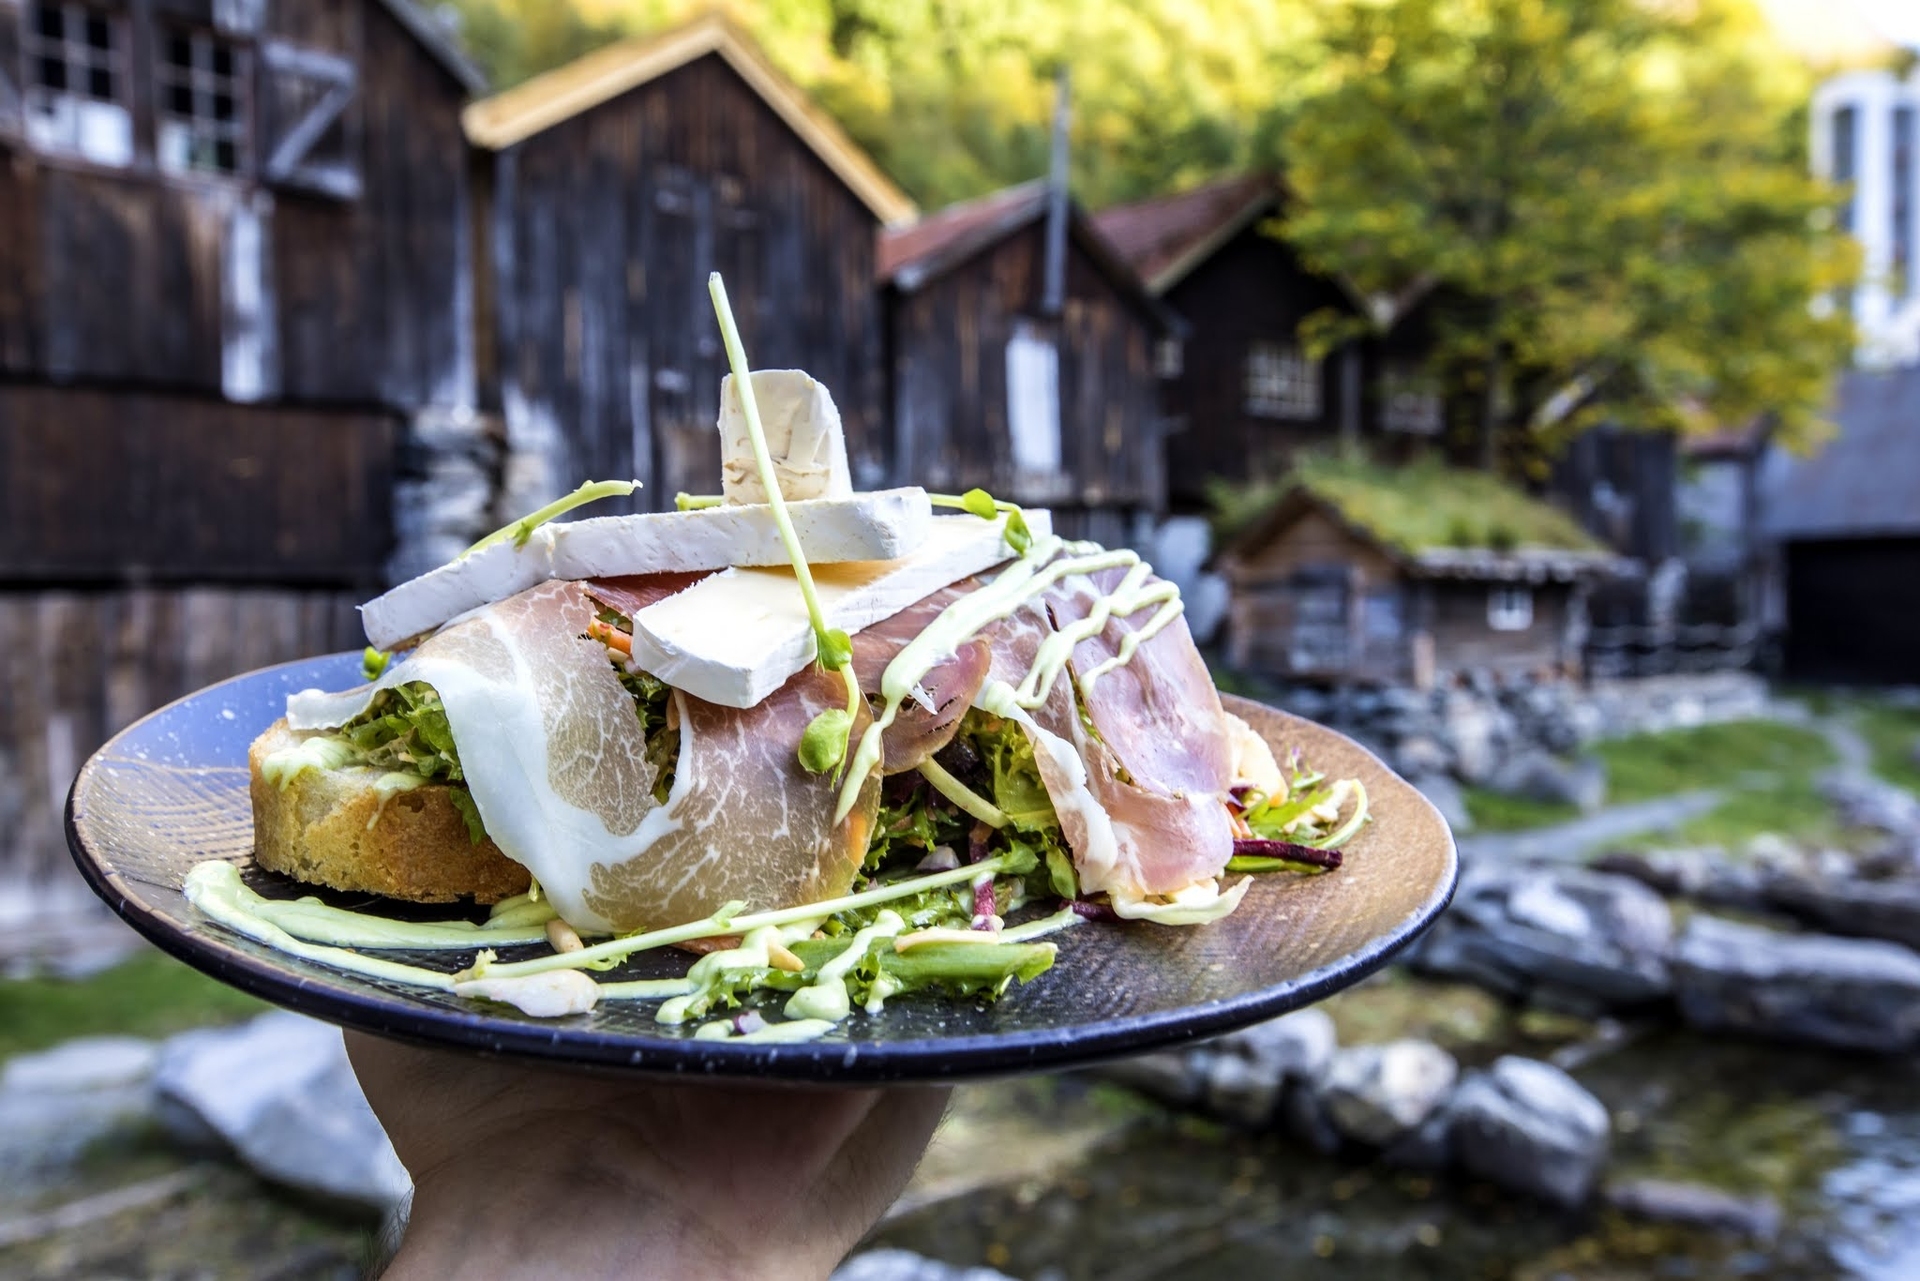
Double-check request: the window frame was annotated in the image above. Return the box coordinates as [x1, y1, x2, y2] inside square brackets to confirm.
[1378, 361, 1444, 435]
[1244, 339, 1322, 420]
[20, 1, 134, 169]
[153, 21, 254, 183]
[1005, 318, 1063, 479]
[1487, 584, 1534, 632]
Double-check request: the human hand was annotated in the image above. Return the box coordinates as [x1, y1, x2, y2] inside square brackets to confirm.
[346, 1032, 949, 1281]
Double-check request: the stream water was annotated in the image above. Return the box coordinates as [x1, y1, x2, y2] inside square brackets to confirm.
[873, 1029, 1920, 1279]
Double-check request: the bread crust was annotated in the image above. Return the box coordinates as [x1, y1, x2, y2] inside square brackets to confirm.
[249, 719, 531, 904]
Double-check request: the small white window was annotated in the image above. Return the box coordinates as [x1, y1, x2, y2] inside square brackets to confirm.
[23, 3, 133, 167]
[1488, 585, 1534, 631]
[1245, 341, 1321, 419]
[1154, 337, 1184, 378]
[1006, 319, 1061, 476]
[157, 27, 250, 177]
[1380, 362, 1444, 434]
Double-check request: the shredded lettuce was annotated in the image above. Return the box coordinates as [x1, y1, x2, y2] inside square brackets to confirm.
[341, 682, 465, 783]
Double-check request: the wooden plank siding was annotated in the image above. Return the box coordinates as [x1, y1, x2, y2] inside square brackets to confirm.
[0, 385, 397, 584]
[0, 0, 474, 412]
[483, 52, 886, 513]
[0, 585, 364, 880]
[887, 220, 1166, 542]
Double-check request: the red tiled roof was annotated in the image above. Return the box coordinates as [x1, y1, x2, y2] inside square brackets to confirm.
[1090, 173, 1280, 292]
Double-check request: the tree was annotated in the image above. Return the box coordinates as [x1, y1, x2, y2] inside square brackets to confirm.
[1276, 0, 1857, 469]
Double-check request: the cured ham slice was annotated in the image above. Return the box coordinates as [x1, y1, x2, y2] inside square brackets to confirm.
[970, 560, 1236, 908]
[286, 580, 878, 933]
[851, 579, 995, 774]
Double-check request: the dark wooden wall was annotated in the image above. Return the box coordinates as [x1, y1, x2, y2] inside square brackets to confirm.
[484, 52, 885, 513]
[1784, 536, 1920, 685]
[0, 586, 364, 879]
[0, 386, 396, 585]
[0, 0, 473, 409]
[887, 220, 1165, 540]
[1426, 580, 1573, 679]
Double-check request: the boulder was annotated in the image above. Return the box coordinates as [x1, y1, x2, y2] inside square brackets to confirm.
[1672, 915, 1920, 1052]
[1485, 750, 1607, 813]
[0, 1036, 158, 1182]
[1095, 1052, 1202, 1109]
[1395, 735, 1453, 782]
[1218, 1008, 1337, 1083]
[1761, 872, 1920, 952]
[1315, 1040, 1457, 1146]
[832, 1250, 1017, 1281]
[1411, 864, 1673, 1008]
[1605, 1178, 1781, 1239]
[1203, 1054, 1282, 1128]
[155, 1012, 410, 1215]
[1278, 1080, 1343, 1155]
[1412, 772, 1474, 835]
[1821, 770, 1920, 841]
[1448, 1057, 1609, 1209]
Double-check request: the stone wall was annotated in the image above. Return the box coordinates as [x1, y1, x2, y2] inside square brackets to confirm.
[1256, 670, 1771, 786]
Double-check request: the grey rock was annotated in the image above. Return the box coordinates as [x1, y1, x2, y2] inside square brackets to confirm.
[1605, 1178, 1781, 1239]
[1279, 1081, 1343, 1155]
[1412, 864, 1673, 1007]
[0, 1036, 158, 1182]
[1449, 1057, 1609, 1208]
[1762, 871, 1920, 951]
[1380, 1102, 1454, 1171]
[1412, 772, 1473, 835]
[1396, 735, 1452, 781]
[832, 1249, 1018, 1281]
[1821, 769, 1920, 839]
[1203, 1053, 1282, 1129]
[1095, 1052, 1202, 1108]
[1316, 1040, 1458, 1146]
[1486, 751, 1607, 813]
[156, 1012, 410, 1214]
[1673, 915, 1920, 1052]
[1217, 1008, 1337, 1084]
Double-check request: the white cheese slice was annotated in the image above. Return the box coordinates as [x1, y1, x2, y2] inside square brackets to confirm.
[359, 489, 932, 650]
[629, 510, 1054, 709]
[718, 370, 852, 504]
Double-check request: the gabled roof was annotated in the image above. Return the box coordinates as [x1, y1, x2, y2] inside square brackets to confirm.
[461, 14, 915, 227]
[1217, 456, 1623, 583]
[1092, 172, 1435, 328]
[383, 0, 486, 94]
[1090, 172, 1280, 294]
[877, 180, 1184, 334]
[1764, 367, 1920, 541]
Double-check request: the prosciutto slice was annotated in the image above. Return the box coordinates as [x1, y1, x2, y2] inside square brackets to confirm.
[971, 562, 1235, 906]
[851, 579, 995, 774]
[286, 579, 877, 933]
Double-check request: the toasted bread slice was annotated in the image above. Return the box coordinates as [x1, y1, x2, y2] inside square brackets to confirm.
[248, 719, 530, 904]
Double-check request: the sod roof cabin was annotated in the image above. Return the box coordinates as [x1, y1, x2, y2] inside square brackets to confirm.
[1214, 460, 1625, 687]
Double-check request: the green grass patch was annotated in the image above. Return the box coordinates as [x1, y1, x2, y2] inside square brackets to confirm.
[1849, 699, 1920, 794]
[0, 951, 266, 1064]
[1462, 787, 1579, 831]
[1465, 719, 1838, 845]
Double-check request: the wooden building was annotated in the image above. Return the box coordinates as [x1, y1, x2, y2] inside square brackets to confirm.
[1213, 459, 1621, 687]
[463, 15, 916, 517]
[0, 0, 483, 878]
[879, 180, 1182, 545]
[1093, 174, 1439, 514]
[1762, 367, 1920, 684]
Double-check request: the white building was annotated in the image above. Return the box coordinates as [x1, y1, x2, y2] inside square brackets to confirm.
[1813, 64, 1920, 366]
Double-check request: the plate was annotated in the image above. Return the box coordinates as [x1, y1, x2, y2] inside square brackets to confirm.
[66, 652, 1457, 1083]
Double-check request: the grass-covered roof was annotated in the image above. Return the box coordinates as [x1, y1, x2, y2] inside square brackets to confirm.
[1215, 454, 1605, 557]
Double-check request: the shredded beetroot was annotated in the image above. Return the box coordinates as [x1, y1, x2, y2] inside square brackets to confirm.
[1070, 899, 1119, 922]
[972, 875, 997, 928]
[1233, 838, 1343, 870]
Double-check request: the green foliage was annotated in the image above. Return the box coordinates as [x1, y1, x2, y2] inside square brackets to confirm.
[0, 953, 265, 1064]
[1214, 452, 1603, 553]
[1278, 0, 1857, 461]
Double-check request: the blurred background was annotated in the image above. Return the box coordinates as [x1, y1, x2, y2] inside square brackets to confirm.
[4, 0, 1920, 1276]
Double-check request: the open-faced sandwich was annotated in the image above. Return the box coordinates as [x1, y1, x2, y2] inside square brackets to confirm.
[186, 276, 1365, 1041]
